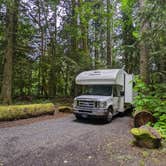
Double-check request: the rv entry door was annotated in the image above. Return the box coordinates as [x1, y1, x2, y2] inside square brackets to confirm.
[112, 86, 121, 112]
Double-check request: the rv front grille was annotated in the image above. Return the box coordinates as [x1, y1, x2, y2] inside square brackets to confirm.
[78, 100, 96, 108]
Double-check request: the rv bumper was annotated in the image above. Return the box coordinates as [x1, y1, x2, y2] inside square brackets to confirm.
[73, 108, 108, 118]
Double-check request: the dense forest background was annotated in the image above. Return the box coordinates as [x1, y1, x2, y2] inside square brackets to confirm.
[0, 0, 165, 104]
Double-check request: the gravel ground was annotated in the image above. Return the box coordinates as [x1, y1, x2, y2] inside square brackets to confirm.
[0, 113, 69, 128]
[0, 114, 165, 166]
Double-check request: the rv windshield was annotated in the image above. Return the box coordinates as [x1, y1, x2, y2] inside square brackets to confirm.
[82, 85, 112, 96]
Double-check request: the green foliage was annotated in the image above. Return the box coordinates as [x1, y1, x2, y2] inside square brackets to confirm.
[0, 103, 55, 121]
[133, 76, 166, 138]
[120, 0, 138, 73]
[121, 0, 136, 13]
[154, 115, 166, 139]
[138, 0, 166, 75]
[0, 0, 165, 100]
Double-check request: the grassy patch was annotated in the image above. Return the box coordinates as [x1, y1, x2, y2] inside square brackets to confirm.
[0, 103, 55, 121]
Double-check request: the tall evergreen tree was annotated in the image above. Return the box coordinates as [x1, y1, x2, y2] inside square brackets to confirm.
[1, 0, 19, 104]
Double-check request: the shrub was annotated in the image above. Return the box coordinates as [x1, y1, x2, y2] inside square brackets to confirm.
[154, 115, 166, 139]
[0, 103, 55, 121]
[133, 76, 166, 138]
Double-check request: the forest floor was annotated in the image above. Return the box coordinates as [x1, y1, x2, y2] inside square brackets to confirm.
[0, 112, 166, 166]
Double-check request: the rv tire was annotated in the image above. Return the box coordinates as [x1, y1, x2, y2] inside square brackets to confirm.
[75, 114, 83, 120]
[105, 107, 113, 123]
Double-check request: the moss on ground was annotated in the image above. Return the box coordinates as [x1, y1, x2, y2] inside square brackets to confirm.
[58, 106, 73, 113]
[131, 128, 156, 139]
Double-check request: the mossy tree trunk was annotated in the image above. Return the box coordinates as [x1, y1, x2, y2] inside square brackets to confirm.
[0, 0, 19, 105]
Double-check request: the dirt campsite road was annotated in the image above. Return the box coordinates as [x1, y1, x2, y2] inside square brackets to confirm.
[0, 114, 165, 166]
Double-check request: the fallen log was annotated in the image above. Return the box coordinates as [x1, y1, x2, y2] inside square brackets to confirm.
[0, 103, 55, 121]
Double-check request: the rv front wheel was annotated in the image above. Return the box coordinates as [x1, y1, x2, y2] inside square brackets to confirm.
[105, 108, 113, 123]
[75, 114, 82, 120]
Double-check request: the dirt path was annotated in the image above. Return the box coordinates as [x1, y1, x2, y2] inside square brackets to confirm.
[0, 115, 165, 166]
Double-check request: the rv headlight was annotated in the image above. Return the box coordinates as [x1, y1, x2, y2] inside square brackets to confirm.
[97, 101, 107, 108]
[73, 100, 78, 107]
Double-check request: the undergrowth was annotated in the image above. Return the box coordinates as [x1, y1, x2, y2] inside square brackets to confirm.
[133, 76, 166, 138]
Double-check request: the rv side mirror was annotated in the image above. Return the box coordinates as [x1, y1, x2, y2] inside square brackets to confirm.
[120, 91, 124, 96]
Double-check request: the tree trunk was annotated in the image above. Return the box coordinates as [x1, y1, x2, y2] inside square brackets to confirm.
[133, 111, 155, 127]
[139, 0, 149, 83]
[71, 0, 78, 51]
[79, 0, 89, 56]
[93, 1, 101, 69]
[0, 0, 19, 104]
[106, 0, 112, 68]
[82, 25, 89, 55]
[94, 26, 99, 68]
[48, 4, 57, 97]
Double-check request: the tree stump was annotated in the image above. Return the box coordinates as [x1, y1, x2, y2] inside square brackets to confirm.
[133, 110, 155, 127]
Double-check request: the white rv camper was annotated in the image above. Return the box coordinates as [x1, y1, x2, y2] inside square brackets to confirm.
[73, 69, 133, 122]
